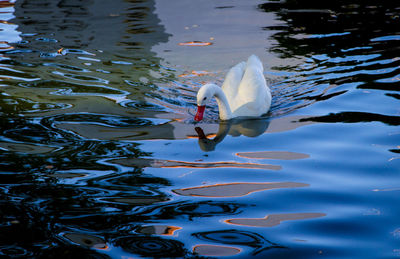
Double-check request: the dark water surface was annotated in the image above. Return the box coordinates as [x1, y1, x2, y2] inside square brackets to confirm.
[1, 0, 400, 258]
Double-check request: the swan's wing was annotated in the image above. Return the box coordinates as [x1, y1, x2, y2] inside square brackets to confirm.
[235, 55, 271, 115]
[238, 55, 265, 102]
[221, 61, 246, 102]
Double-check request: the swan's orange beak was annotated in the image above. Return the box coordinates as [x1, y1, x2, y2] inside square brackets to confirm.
[194, 105, 205, 121]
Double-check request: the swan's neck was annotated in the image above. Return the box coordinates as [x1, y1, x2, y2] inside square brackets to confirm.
[211, 84, 232, 120]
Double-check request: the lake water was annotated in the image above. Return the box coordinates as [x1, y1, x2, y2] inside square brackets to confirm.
[1, 0, 400, 258]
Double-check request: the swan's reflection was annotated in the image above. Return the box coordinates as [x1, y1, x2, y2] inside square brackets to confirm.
[54, 114, 313, 142]
[195, 118, 270, 151]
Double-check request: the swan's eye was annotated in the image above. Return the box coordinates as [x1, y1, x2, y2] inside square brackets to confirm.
[203, 97, 207, 100]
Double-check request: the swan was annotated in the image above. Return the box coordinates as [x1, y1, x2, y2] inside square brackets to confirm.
[194, 55, 271, 121]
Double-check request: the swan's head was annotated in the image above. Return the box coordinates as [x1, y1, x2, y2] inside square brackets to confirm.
[195, 84, 215, 121]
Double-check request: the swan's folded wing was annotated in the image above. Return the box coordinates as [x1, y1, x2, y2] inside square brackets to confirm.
[221, 61, 246, 101]
[236, 56, 271, 115]
[238, 57, 267, 104]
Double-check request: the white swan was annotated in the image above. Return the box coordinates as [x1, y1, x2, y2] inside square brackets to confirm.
[195, 55, 271, 121]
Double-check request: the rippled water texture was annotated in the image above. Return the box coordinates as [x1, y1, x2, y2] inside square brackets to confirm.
[1, 0, 400, 258]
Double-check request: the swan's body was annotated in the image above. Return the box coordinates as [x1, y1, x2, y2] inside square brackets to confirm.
[195, 55, 271, 121]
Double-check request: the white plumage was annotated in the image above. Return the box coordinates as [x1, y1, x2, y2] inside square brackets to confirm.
[195, 55, 271, 121]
